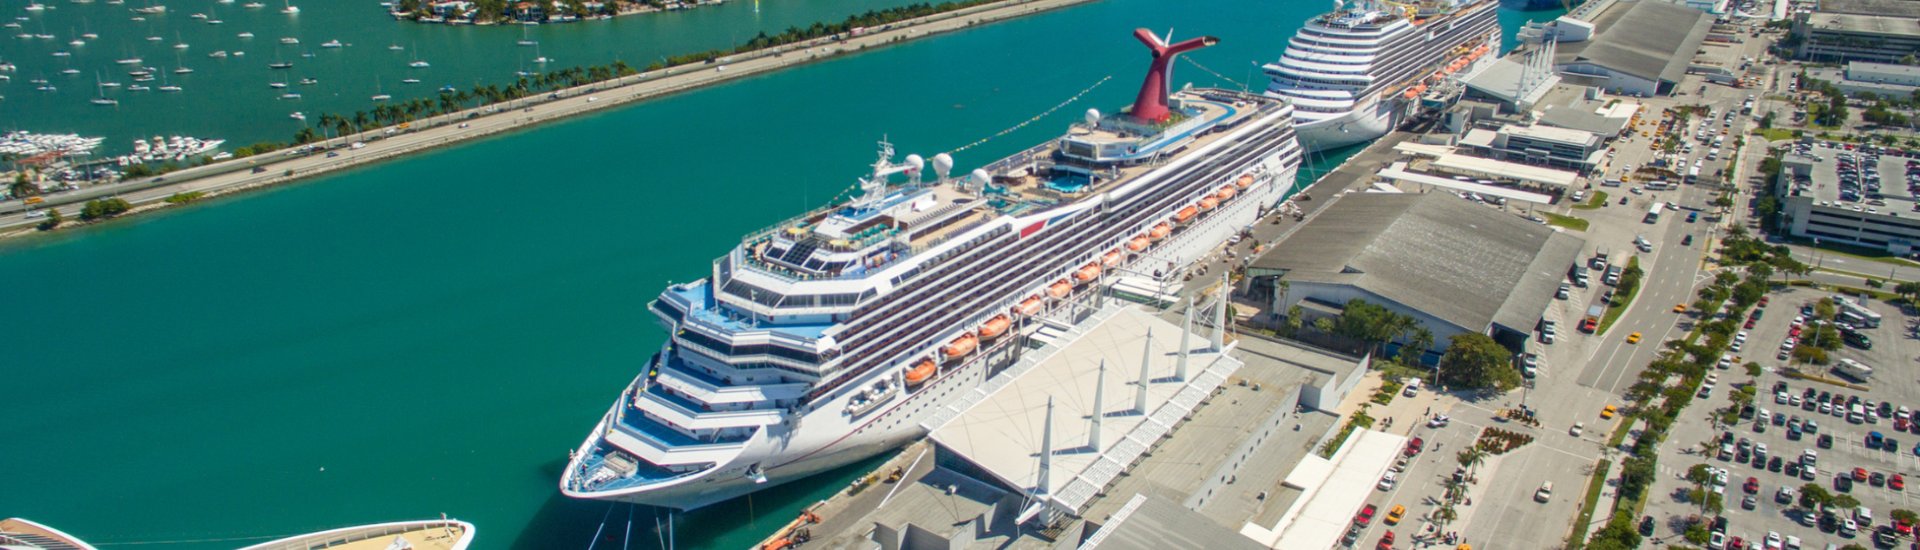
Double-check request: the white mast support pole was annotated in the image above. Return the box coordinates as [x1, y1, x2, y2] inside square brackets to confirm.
[1177, 296, 1193, 382]
[1135, 329, 1154, 414]
[1211, 273, 1229, 351]
[1090, 360, 1106, 451]
[1037, 396, 1054, 496]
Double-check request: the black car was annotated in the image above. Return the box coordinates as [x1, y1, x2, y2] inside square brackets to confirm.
[1713, 515, 1729, 533]
[1888, 437, 1901, 452]
[1787, 462, 1802, 476]
[1776, 381, 1790, 393]
[1872, 472, 1887, 486]
[1774, 413, 1787, 426]
[1683, 234, 1694, 246]
[1639, 516, 1655, 536]
[1837, 475, 1854, 492]
[1880, 402, 1894, 417]
[1769, 456, 1784, 472]
[1805, 387, 1818, 399]
[1820, 391, 1833, 403]
[1820, 433, 1835, 448]
[1804, 399, 1819, 412]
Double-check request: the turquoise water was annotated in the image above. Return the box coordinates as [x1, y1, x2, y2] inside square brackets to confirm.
[0, 1, 1567, 548]
[1, 0, 933, 154]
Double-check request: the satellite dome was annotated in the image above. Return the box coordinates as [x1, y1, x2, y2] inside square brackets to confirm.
[904, 154, 925, 174]
[932, 153, 954, 179]
[1084, 108, 1101, 125]
[970, 169, 991, 187]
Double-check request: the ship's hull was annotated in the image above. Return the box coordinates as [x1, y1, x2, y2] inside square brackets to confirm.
[1295, 96, 1400, 153]
[569, 159, 1301, 511]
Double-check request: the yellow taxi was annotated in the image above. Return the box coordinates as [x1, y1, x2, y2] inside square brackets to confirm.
[1386, 504, 1405, 525]
[1601, 405, 1618, 419]
[1627, 332, 1642, 344]
[1674, 304, 1688, 313]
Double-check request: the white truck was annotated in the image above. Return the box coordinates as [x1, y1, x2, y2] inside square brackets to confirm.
[1834, 358, 1874, 381]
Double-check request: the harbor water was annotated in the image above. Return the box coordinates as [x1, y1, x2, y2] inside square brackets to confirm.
[0, 0, 1565, 548]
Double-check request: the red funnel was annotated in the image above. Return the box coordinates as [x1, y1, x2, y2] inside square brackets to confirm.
[1129, 29, 1218, 123]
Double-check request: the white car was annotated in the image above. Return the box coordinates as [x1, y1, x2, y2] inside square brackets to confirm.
[1378, 471, 1397, 491]
[1776, 392, 1790, 404]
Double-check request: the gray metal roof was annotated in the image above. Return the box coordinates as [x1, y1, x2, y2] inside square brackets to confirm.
[1252, 193, 1585, 333]
[1083, 494, 1267, 550]
[1563, 1, 1714, 84]
[1819, 0, 1920, 17]
[1538, 103, 1632, 135]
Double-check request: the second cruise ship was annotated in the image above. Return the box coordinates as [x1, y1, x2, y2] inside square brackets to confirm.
[1264, 0, 1502, 151]
[560, 29, 1304, 511]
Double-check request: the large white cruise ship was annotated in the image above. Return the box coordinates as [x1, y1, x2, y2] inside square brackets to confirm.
[1265, 0, 1502, 152]
[560, 29, 1305, 511]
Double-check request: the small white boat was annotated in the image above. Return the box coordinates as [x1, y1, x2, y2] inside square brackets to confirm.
[51, 51, 70, 57]
[145, 35, 161, 41]
[244, 2, 263, 7]
[320, 39, 341, 48]
[267, 81, 286, 88]
[69, 39, 84, 46]
[279, 37, 297, 44]
[297, 77, 316, 84]
[190, 12, 207, 19]
[279, 92, 300, 99]
[289, 111, 304, 120]
[236, 519, 473, 550]
[91, 97, 118, 105]
[158, 85, 180, 92]
[206, 19, 222, 24]
[25, 4, 48, 12]
[115, 57, 141, 64]
[173, 42, 187, 49]
[231, 50, 244, 56]
[400, 78, 419, 83]
[60, 68, 80, 75]
[238, 32, 254, 38]
[82, 32, 98, 39]
[208, 50, 227, 58]
[172, 67, 191, 74]
[99, 81, 120, 88]
[128, 84, 149, 91]
[371, 93, 390, 101]
[408, 60, 429, 68]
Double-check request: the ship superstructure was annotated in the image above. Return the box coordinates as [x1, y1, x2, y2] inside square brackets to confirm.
[1264, 0, 1502, 151]
[560, 29, 1303, 511]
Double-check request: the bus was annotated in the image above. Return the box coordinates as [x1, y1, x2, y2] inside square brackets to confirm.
[1686, 166, 1701, 183]
[1645, 203, 1663, 223]
[1646, 180, 1675, 191]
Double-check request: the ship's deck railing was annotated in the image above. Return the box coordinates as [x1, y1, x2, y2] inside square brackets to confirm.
[572, 442, 707, 492]
[617, 392, 757, 447]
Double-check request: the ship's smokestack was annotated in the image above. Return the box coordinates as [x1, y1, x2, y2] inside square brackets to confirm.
[1128, 29, 1218, 124]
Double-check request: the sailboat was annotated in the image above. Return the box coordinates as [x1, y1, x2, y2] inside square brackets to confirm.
[268, 45, 292, 69]
[517, 25, 536, 46]
[532, 42, 550, 65]
[370, 75, 390, 101]
[281, 0, 299, 14]
[90, 73, 118, 105]
[157, 71, 180, 92]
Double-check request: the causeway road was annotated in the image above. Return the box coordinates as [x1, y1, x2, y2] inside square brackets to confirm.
[0, 0, 1099, 237]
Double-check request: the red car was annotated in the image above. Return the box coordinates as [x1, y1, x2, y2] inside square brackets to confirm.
[1745, 477, 1759, 493]
[1898, 519, 1914, 535]
[1745, 319, 1757, 329]
[1855, 467, 1870, 481]
[1789, 326, 1803, 338]
[1377, 531, 1396, 550]
[1758, 296, 1770, 307]
[1730, 535, 1746, 550]
[1894, 474, 1906, 490]
[1899, 418, 1912, 432]
[1406, 437, 1424, 456]
[1356, 504, 1377, 527]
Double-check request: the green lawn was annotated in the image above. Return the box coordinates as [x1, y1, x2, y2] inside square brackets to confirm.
[1566, 458, 1614, 549]
[1751, 128, 1795, 142]
[1572, 191, 1610, 210]
[1596, 257, 1642, 335]
[1544, 212, 1591, 231]
[1794, 238, 1920, 269]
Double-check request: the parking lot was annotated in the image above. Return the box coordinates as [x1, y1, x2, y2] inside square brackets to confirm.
[1647, 286, 1920, 547]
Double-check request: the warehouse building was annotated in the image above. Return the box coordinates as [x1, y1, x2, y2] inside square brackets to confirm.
[1790, 0, 1920, 64]
[1553, 1, 1715, 96]
[1248, 193, 1587, 354]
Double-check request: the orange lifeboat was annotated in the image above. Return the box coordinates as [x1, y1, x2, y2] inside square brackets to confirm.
[1073, 262, 1102, 282]
[1126, 235, 1151, 251]
[1174, 205, 1199, 223]
[1102, 250, 1123, 267]
[1236, 174, 1255, 189]
[1047, 279, 1073, 298]
[978, 314, 1011, 339]
[1149, 223, 1171, 240]
[1198, 196, 1220, 211]
[942, 333, 978, 359]
[1217, 185, 1238, 201]
[1015, 296, 1043, 315]
[904, 358, 936, 386]
[1404, 88, 1420, 100]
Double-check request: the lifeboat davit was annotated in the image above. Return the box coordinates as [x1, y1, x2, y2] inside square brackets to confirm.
[1126, 235, 1151, 251]
[904, 358, 936, 386]
[1015, 296, 1043, 315]
[943, 333, 978, 359]
[1198, 196, 1220, 211]
[1236, 174, 1254, 189]
[1217, 185, 1237, 200]
[1047, 279, 1073, 298]
[1073, 262, 1102, 282]
[1149, 223, 1171, 240]
[978, 314, 1011, 339]
[1102, 250, 1122, 267]
[1174, 205, 1199, 223]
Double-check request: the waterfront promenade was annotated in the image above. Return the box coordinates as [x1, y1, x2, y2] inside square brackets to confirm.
[0, 0, 1097, 237]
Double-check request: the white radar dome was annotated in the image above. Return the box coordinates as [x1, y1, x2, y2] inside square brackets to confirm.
[970, 169, 991, 188]
[904, 154, 925, 174]
[932, 153, 954, 179]
[1084, 108, 1101, 125]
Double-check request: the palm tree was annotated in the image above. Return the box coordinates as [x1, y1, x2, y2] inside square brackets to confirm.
[353, 111, 371, 133]
[1457, 445, 1488, 477]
